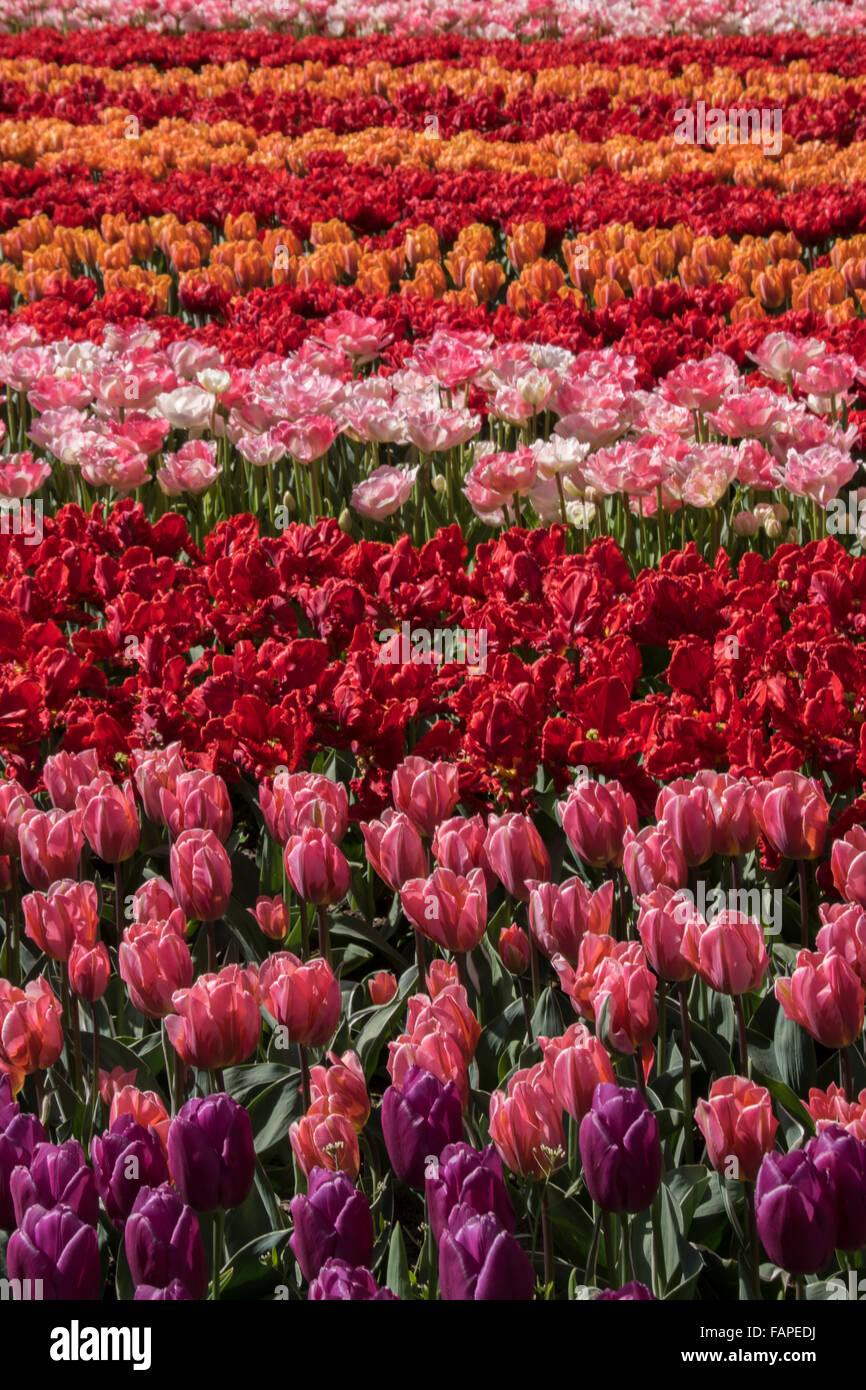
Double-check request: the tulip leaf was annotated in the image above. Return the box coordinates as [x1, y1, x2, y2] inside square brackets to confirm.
[665, 1165, 710, 1235]
[246, 1074, 304, 1154]
[751, 1068, 815, 1135]
[115, 1241, 136, 1303]
[386, 1223, 412, 1300]
[531, 984, 565, 1041]
[78, 1030, 163, 1100]
[328, 912, 409, 971]
[773, 1004, 817, 1094]
[353, 970, 415, 1073]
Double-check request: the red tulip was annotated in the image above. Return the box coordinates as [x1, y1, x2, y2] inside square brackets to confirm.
[557, 778, 637, 868]
[68, 942, 111, 1002]
[22, 879, 99, 962]
[258, 952, 341, 1047]
[391, 757, 460, 838]
[18, 809, 84, 890]
[165, 965, 261, 1070]
[528, 877, 613, 965]
[361, 810, 427, 891]
[248, 894, 289, 941]
[682, 911, 768, 996]
[757, 771, 829, 860]
[284, 827, 350, 906]
[484, 813, 550, 901]
[400, 866, 487, 953]
[169, 828, 232, 922]
[290, 1111, 360, 1181]
[368, 971, 398, 1006]
[119, 921, 194, 1019]
[696, 1076, 778, 1183]
[775, 950, 865, 1050]
[489, 1066, 565, 1179]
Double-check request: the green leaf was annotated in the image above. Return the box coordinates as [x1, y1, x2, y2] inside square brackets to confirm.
[386, 1223, 412, 1300]
[751, 1068, 816, 1135]
[773, 1004, 816, 1094]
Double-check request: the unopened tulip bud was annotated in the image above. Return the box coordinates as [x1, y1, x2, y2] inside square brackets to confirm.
[498, 924, 530, 975]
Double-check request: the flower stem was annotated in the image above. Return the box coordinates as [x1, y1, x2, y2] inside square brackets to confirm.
[316, 904, 331, 966]
[745, 1181, 761, 1300]
[678, 982, 694, 1163]
[540, 1184, 554, 1292]
[212, 1208, 225, 1301]
[298, 1043, 311, 1111]
[797, 859, 810, 948]
[734, 994, 750, 1077]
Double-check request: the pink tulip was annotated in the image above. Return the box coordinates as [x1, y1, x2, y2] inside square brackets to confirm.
[637, 885, 701, 983]
[169, 829, 232, 922]
[757, 771, 829, 860]
[400, 867, 487, 953]
[18, 809, 84, 890]
[158, 769, 232, 842]
[622, 824, 688, 899]
[260, 772, 348, 846]
[776, 950, 865, 1050]
[361, 809, 427, 891]
[351, 465, 417, 520]
[682, 911, 768, 996]
[431, 814, 495, 889]
[484, 813, 550, 901]
[42, 750, 100, 812]
[0, 779, 35, 856]
[391, 757, 460, 839]
[68, 942, 111, 1002]
[284, 827, 350, 906]
[119, 921, 195, 1019]
[527, 877, 613, 965]
[831, 826, 866, 908]
[557, 779, 637, 868]
[258, 953, 341, 1048]
[22, 879, 99, 962]
[77, 780, 140, 863]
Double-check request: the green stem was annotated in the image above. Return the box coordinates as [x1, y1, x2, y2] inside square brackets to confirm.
[678, 982, 694, 1164]
[212, 1208, 225, 1301]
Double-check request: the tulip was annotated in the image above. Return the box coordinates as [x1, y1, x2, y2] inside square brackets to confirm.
[135, 1280, 196, 1301]
[91, 1114, 171, 1228]
[0, 975, 64, 1094]
[432, 814, 496, 890]
[124, 1183, 208, 1299]
[682, 911, 768, 996]
[68, 942, 110, 1002]
[425, 1142, 516, 1245]
[775, 949, 865, 1049]
[165, 965, 261, 1071]
[258, 952, 341, 1047]
[439, 1208, 534, 1301]
[540, 1023, 616, 1123]
[131, 744, 186, 824]
[484, 813, 550, 900]
[361, 809, 427, 891]
[498, 924, 531, 975]
[694, 773, 761, 856]
[0, 1105, 47, 1230]
[42, 749, 100, 812]
[0, 779, 35, 854]
[381, 1066, 464, 1188]
[817, 903, 866, 987]
[7, 1202, 102, 1299]
[579, 1084, 662, 1214]
[119, 920, 194, 1019]
[622, 825, 688, 899]
[260, 772, 349, 846]
[168, 1094, 255, 1212]
[400, 866, 487, 953]
[290, 1112, 360, 1181]
[22, 879, 99, 962]
[590, 955, 658, 1056]
[289, 1168, 374, 1281]
[808, 1125, 866, 1251]
[131, 876, 178, 922]
[98, 1066, 137, 1107]
[695, 1076, 779, 1183]
[10, 1139, 98, 1228]
[528, 877, 613, 965]
[637, 886, 700, 983]
[558, 779, 637, 868]
[489, 1067, 565, 1180]
[77, 780, 140, 863]
[110, 1086, 171, 1156]
[807, 1082, 866, 1141]
[308, 1257, 398, 1300]
[169, 828, 232, 922]
[831, 826, 866, 908]
[284, 826, 350, 905]
[248, 894, 289, 941]
[757, 771, 829, 860]
[656, 788, 715, 867]
[158, 769, 232, 842]
[18, 808, 84, 890]
[754, 1149, 836, 1274]
[308, 1050, 370, 1132]
[391, 757, 460, 838]
[368, 970, 398, 1005]
[400, 985, 480, 1069]
[596, 1281, 655, 1300]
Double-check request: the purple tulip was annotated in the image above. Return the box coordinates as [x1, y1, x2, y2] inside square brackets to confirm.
[0, 1103, 47, 1230]
[755, 1149, 836, 1274]
[308, 1258, 398, 1301]
[381, 1066, 463, 1189]
[124, 1183, 208, 1300]
[7, 1203, 101, 1299]
[579, 1083, 662, 1214]
[426, 1142, 516, 1245]
[135, 1280, 195, 1301]
[807, 1126, 866, 1253]
[167, 1093, 255, 1212]
[11, 1140, 99, 1227]
[597, 1280, 656, 1300]
[91, 1113, 170, 1229]
[289, 1167, 374, 1281]
[438, 1207, 535, 1301]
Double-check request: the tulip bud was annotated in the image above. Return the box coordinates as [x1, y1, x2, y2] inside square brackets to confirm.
[368, 970, 398, 1006]
[68, 941, 111, 1002]
[167, 1094, 255, 1213]
[124, 1183, 208, 1300]
[248, 894, 289, 941]
[498, 924, 531, 975]
[579, 1083, 662, 1214]
[381, 1066, 464, 1188]
[91, 1114, 170, 1228]
[289, 1169, 374, 1281]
